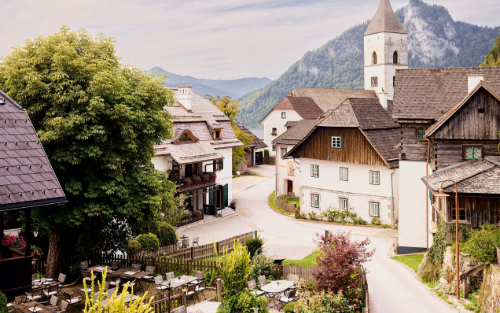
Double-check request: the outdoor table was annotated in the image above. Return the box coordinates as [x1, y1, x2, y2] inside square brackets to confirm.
[14, 302, 52, 313]
[269, 254, 287, 265]
[187, 301, 221, 313]
[99, 293, 138, 307]
[112, 268, 150, 280]
[162, 275, 198, 289]
[260, 280, 294, 309]
[88, 265, 108, 273]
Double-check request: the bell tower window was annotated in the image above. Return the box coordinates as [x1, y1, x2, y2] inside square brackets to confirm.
[393, 51, 399, 64]
[372, 52, 377, 65]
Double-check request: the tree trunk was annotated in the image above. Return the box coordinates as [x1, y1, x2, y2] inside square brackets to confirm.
[46, 226, 68, 278]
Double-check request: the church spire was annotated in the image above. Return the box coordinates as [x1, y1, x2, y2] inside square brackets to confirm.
[364, 0, 406, 36]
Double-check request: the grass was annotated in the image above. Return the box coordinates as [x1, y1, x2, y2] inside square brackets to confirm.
[233, 172, 261, 178]
[282, 252, 316, 267]
[268, 191, 293, 216]
[202, 256, 220, 262]
[391, 253, 424, 273]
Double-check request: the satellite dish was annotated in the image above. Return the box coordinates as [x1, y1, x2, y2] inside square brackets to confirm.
[237, 163, 247, 174]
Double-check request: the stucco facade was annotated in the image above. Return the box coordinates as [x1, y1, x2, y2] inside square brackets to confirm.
[299, 158, 398, 224]
[261, 110, 302, 156]
[276, 144, 301, 197]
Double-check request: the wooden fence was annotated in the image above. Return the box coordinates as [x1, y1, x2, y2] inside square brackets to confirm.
[151, 293, 186, 313]
[280, 265, 313, 283]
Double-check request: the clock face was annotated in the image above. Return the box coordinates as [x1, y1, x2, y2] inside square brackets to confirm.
[371, 76, 378, 87]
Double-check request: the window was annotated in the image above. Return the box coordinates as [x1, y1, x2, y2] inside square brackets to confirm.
[271, 128, 277, 135]
[416, 130, 425, 141]
[371, 77, 378, 88]
[281, 112, 286, 119]
[216, 159, 224, 171]
[311, 194, 320, 208]
[393, 76, 396, 88]
[372, 52, 377, 65]
[339, 167, 348, 181]
[464, 146, 482, 160]
[272, 144, 276, 151]
[369, 171, 380, 185]
[214, 129, 221, 139]
[393, 51, 399, 64]
[369, 202, 380, 217]
[331, 136, 341, 149]
[311, 164, 319, 178]
[339, 198, 349, 211]
[280, 148, 287, 159]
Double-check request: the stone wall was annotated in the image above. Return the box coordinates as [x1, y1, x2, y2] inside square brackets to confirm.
[275, 197, 296, 213]
[478, 264, 500, 313]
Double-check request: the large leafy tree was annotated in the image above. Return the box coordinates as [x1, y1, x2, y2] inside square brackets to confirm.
[482, 31, 500, 67]
[0, 27, 178, 276]
[206, 95, 253, 173]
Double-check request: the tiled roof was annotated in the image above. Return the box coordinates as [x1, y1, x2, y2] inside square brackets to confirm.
[260, 96, 323, 123]
[273, 119, 317, 146]
[285, 121, 299, 128]
[393, 67, 500, 120]
[422, 159, 500, 194]
[364, 0, 407, 36]
[155, 141, 223, 165]
[293, 88, 377, 113]
[363, 128, 400, 168]
[234, 120, 267, 149]
[319, 98, 399, 130]
[0, 91, 66, 212]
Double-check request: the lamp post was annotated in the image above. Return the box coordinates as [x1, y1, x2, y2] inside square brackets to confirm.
[434, 180, 459, 300]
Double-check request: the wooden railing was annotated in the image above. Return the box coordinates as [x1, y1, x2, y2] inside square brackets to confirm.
[151, 292, 186, 313]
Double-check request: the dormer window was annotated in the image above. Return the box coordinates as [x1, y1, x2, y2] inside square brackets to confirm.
[214, 129, 221, 139]
[181, 134, 191, 142]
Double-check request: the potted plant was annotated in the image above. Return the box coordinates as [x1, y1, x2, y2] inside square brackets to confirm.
[193, 176, 201, 185]
[210, 172, 217, 180]
[183, 177, 192, 186]
[203, 174, 210, 181]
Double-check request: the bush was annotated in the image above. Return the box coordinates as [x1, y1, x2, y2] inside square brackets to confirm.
[0, 291, 8, 313]
[128, 239, 142, 255]
[217, 240, 252, 298]
[293, 289, 357, 313]
[156, 222, 178, 246]
[463, 223, 500, 264]
[307, 211, 321, 221]
[371, 217, 381, 226]
[283, 302, 297, 313]
[217, 289, 269, 313]
[246, 236, 264, 258]
[420, 260, 441, 283]
[250, 251, 275, 282]
[264, 149, 269, 157]
[137, 233, 159, 252]
[428, 219, 448, 265]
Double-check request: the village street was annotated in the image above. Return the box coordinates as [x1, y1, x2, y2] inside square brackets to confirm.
[178, 165, 458, 313]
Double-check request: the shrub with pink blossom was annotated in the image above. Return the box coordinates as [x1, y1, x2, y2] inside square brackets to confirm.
[2, 233, 43, 256]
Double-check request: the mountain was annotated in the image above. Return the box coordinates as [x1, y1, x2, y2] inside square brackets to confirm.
[149, 67, 272, 99]
[237, 0, 500, 128]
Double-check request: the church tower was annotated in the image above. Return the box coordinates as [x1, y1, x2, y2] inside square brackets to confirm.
[364, 0, 408, 110]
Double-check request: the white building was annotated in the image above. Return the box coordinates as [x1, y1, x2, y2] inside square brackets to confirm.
[285, 98, 400, 224]
[152, 87, 243, 224]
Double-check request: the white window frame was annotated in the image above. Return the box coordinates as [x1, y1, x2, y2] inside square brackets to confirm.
[339, 167, 348, 181]
[281, 112, 286, 119]
[331, 136, 341, 149]
[311, 194, 319, 208]
[369, 202, 380, 217]
[339, 197, 349, 211]
[311, 164, 319, 178]
[369, 170, 380, 185]
[280, 148, 287, 159]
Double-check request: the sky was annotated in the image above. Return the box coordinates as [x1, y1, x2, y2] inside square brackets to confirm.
[0, 0, 499, 80]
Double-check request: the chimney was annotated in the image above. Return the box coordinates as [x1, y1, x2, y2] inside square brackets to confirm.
[287, 92, 294, 97]
[467, 75, 484, 94]
[177, 86, 193, 112]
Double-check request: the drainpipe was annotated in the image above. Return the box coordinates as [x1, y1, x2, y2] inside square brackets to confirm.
[425, 138, 431, 251]
[391, 169, 395, 226]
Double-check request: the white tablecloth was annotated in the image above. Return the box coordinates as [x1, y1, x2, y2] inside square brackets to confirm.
[187, 301, 220, 313]
[260, 280, 293, 293]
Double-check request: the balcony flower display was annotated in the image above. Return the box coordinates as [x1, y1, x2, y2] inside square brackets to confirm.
[209, 172, 217, 180]
[2, 233, 43, 256]
[203, 174, 211, 181]
[183, 177, 192, 185]
[193, 176, 201, 182]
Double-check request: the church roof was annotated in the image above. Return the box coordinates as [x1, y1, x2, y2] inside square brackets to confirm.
[364, 0, 407, 36]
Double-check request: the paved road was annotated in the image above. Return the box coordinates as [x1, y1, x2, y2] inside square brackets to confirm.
[178, 166, 458, 313]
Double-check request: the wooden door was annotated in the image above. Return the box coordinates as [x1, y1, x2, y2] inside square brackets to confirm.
[287, 180, 293, 194]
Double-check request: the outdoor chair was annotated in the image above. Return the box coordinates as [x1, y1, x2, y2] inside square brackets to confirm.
[55, 300, 68, 313]
[131, 263, 142, 272]
[110, 261, 119, 270]
[154, 276, 168, 294]
[170, 306, 187, 313]
[185, 285, 198, 305]
[279, 289, 298, 310]
[57, 273, 67, 287]
[121, 277, 137, 291]
[190, 270, 203, 284]
[195, 280, 207, 300]
[80, 261, 89, 271]
[166, 272, 175, 281]
[46, 296, 58, 310]
[181, 238, 190, 248]
[31, 274, 37, 283]
[287, 274, 299, 290]
[24, 288, 44, 303]
[258, 275, 267, 287]
[43, 285, 59, 299]
[192, 237, 199, 247]
[107, 275, 121, 288]
[248, 279, 265, 296]
[82, 271, 92, 284]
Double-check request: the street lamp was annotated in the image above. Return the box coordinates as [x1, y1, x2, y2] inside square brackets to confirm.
[434, 180, 459, 300]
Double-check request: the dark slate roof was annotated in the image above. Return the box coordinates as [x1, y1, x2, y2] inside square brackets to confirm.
[422, 159, 500, 194]
[365, 0, 407, 36]
[273, 120, 317, 146]
[234, 120, 267, 149]
[393, 67, 500, 120]
[363, 128, 400, 168]
[293, 88, 377, 113]
[0, 91, 66, 212]
[319, 98, 399, 130]
[260, 96, 324, 123]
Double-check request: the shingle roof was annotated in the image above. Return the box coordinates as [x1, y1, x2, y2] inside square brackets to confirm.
[319, 98, 399, 130]
[273, 119, 318, 146]
[155, 141, 224, 165]
[363, 128, 400, 168]
[422, 159, 500, 194]
[293, 88, 378, 113]
[0, 91, 66, 212]
[234, 120, 267, 149]
[285, 121, 299, 128]
[393, 67, 500, 120]
[365, 0, 407, 36]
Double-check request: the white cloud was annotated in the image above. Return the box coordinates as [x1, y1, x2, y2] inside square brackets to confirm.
[0, 0, 498, 80]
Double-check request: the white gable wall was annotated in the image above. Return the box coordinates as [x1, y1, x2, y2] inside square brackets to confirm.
[261, 110, 302, 156]
[299, 158, 396, 224]
[276, 144, 301, 197]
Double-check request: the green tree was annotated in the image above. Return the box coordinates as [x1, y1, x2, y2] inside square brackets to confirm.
[482, 31, 500, 66]
[0, 27, 180, 276]
[206, 95, 253, 173]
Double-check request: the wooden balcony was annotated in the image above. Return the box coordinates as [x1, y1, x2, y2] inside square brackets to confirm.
[175, 174, 217, 193]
